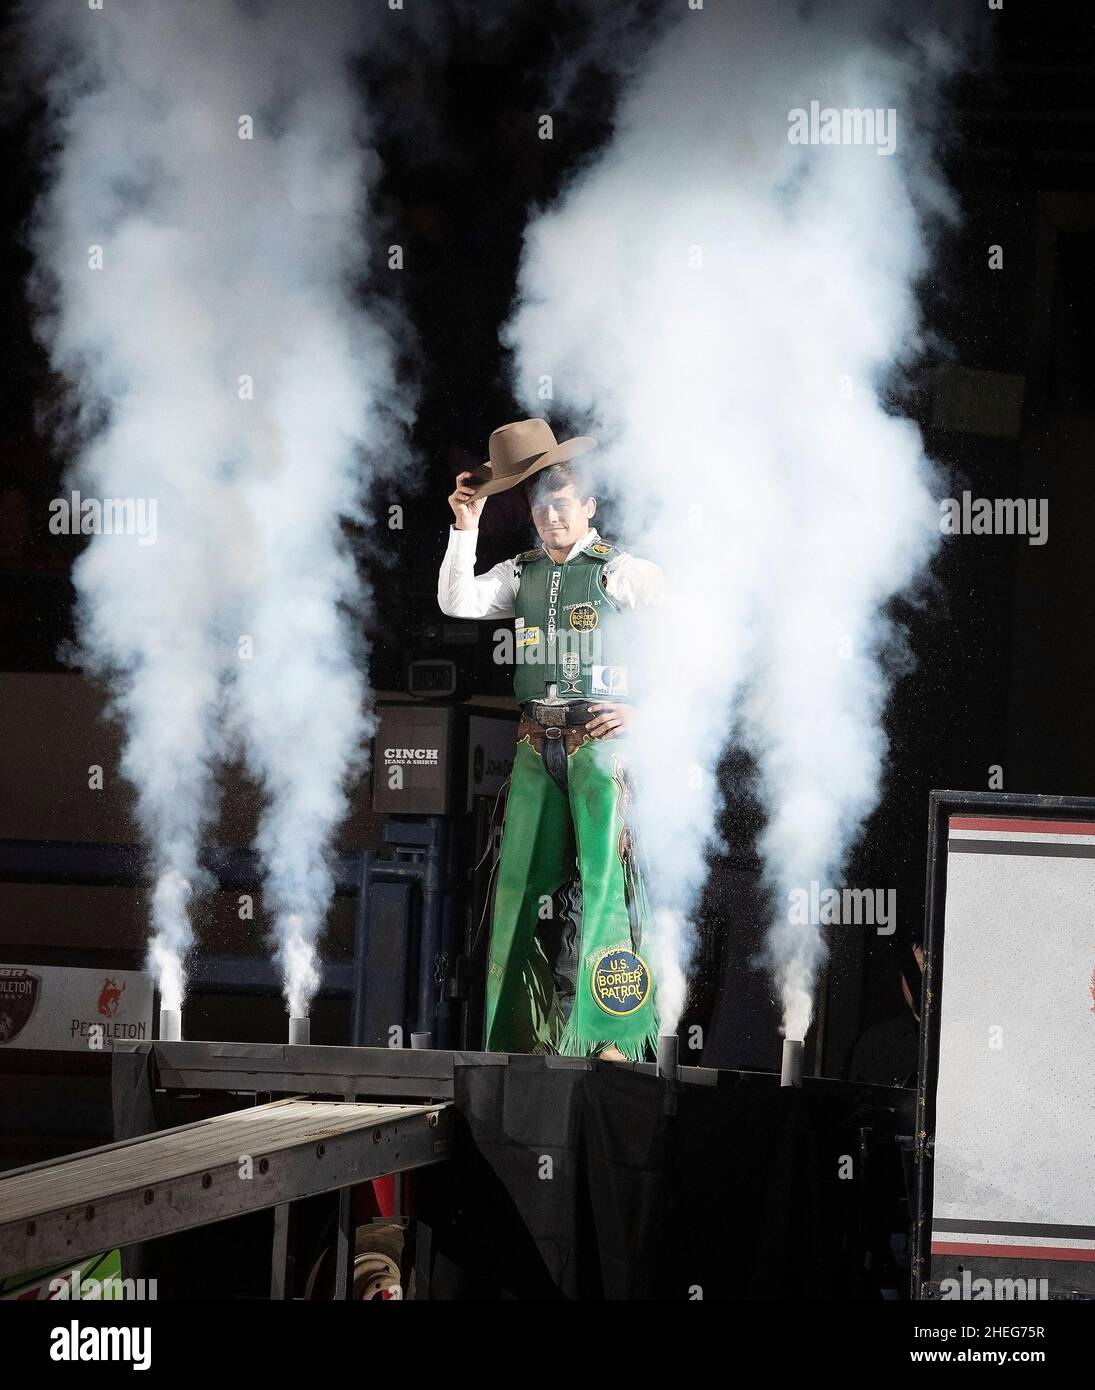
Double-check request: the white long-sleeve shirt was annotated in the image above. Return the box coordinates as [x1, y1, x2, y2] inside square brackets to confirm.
[437, 525, 663, 619]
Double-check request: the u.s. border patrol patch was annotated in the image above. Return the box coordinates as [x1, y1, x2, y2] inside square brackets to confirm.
[568, 602, 598, 631]
[591, 948, 650, 1016]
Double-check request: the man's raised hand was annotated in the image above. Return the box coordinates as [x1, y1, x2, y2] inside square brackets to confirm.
[448, 470, 487, 530]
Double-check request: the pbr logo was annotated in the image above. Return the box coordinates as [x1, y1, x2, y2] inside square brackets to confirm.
[591, 947, 650, 1016]
[0, 967, 41, 1044]
[567, 603, 598, 632]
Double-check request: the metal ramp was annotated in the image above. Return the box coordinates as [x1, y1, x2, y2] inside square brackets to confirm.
[0, 1097, 451, 1285]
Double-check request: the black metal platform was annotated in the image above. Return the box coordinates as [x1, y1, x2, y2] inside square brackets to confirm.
[109, 1037, 739, 1099]
[117, 1039, 509, 1100]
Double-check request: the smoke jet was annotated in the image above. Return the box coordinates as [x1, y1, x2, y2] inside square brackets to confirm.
[24, 0, 412, 1022]
[504, 0, 968, 1044]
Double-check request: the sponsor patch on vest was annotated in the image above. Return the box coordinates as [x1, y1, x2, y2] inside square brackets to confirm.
[547, 569, 561, 646]
[589, 542, 613, 556]
[591, 664, 628, 696]
[517, 624, 541, 648]
[591, 948, 650, 1016]
[567, 603, 598, 632]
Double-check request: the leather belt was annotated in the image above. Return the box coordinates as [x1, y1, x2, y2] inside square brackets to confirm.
[521, 700, 596, 729]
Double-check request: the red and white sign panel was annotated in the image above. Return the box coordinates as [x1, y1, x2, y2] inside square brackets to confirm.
[932, 816, 1095, 1263]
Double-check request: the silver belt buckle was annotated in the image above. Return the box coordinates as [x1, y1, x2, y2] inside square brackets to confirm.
[538, 704, 566, 729]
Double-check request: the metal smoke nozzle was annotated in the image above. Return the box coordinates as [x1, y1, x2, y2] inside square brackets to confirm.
[657, 1033, 680, 1116]
[158, 1007, 182, 1042]
[780, 1037, 803, 1088]
[656, 1033, 679, 1080]
[288, 1015, 310, 1046]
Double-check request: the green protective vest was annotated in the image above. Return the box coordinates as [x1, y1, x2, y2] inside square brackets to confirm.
[512, 540, 631, 703]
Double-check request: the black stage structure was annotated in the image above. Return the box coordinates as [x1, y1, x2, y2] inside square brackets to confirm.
[103, 1041, 915, 1300]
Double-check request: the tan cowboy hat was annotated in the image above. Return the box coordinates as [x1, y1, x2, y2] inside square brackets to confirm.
[466, 418, 597, 498]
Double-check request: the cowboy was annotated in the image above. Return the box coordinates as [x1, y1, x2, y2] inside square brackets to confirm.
[438, 419, 663, 1061]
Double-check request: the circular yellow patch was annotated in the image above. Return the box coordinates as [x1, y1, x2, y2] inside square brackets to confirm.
[590, 948, 651, 1016]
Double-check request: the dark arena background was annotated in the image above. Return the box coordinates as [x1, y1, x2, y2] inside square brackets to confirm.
[0, 0, 1091, 1363]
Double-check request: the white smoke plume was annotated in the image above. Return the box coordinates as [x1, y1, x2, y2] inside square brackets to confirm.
[24, 0, 411, 1019]
[505, 0, 969, 1044]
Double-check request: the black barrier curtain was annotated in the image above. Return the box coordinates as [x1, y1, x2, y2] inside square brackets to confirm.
[418, 1058, 910, 1300]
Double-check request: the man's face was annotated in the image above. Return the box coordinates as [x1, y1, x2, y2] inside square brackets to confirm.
[530, 482, 596, 552]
